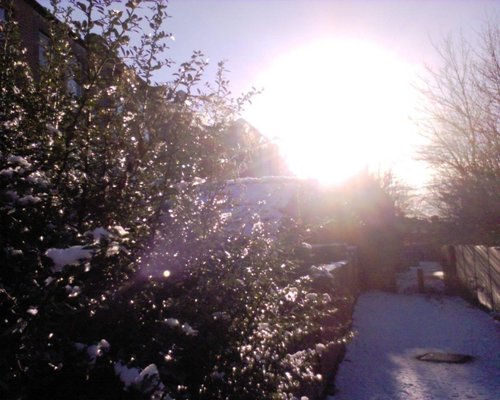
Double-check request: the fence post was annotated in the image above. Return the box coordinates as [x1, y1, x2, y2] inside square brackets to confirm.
[446, 245, 457, 292]
[487, 247, 494, 311]
[473, 247, 478, 302]
[417, 268, 425, 293]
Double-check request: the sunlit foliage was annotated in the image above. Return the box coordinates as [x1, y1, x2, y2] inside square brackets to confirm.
[0, 1, 350, 399]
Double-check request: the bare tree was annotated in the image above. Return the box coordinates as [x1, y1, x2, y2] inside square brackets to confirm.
[418, 21, 500, 244]
[373, 169, 416, 218]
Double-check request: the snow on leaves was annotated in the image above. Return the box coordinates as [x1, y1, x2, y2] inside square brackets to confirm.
[45, 246, 93, 272]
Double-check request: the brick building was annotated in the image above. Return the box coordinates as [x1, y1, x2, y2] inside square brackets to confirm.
[1, 0, 288, 179]
[1, 0, 85, 94]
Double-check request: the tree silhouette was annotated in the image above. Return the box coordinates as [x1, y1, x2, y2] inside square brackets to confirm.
[418, 22, 500, 244]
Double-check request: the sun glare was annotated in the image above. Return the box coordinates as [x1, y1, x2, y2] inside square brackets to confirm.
[245, 38, 421, 185]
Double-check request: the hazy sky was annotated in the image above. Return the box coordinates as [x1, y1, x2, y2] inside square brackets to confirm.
[38, 0, 499, 186]
[163, 0, 498, 186]
[165, 0, 496, 92]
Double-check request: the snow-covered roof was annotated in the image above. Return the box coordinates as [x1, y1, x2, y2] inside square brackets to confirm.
[220, 176, 322, 232]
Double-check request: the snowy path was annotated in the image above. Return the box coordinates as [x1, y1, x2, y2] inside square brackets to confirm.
[329, 266, 500, 400]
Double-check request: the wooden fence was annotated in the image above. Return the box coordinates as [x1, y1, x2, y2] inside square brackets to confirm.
[443, 245, 500, 312]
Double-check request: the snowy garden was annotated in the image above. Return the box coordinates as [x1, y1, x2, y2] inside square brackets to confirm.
[1, 1, 499, 399]
[330, 262, 500, 400]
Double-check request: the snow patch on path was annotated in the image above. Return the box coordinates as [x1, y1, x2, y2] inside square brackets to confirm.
[329, 269, 500, 399]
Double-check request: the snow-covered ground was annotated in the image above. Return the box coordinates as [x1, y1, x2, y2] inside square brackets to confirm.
[329, 262, 500, 400]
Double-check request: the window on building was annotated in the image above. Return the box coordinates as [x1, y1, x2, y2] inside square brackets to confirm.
[116, 100, 125, 114]
[67, 77, 82, 97]
[0, 7, 7, 39]
[0, 7, 11, 41]
[0, 7, 6, 40]
[66, 56, 83, 97]
[38, 31, 50, 67]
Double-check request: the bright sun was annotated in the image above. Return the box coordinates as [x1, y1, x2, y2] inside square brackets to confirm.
[245, 38, 422, 185]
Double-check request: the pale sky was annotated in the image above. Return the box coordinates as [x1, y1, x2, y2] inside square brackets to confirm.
[165, 0, 495, 92]
[39, 0, 499, 187]
[163, 0, 498, 187]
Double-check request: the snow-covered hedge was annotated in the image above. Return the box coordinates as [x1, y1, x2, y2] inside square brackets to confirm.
[0, 3, 353, 398]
